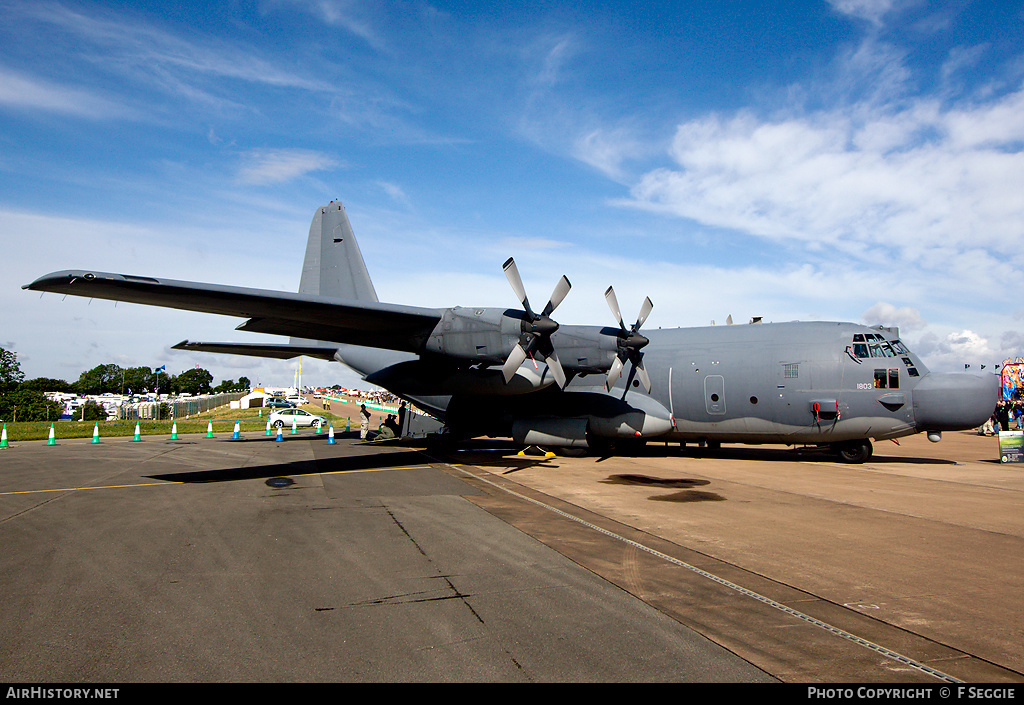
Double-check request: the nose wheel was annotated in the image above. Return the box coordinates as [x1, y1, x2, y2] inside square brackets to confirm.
[833, 439, 872, 463]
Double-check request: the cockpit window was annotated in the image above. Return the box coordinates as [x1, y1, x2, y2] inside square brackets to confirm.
[854, 335, 903, 358]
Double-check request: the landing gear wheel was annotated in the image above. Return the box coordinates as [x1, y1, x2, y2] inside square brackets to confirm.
[834, 439, 872, 463]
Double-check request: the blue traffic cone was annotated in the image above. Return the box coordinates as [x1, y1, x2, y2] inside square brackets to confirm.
[275, 425, 283, 442]
[232, 420, 240, 440]
[327, 423, 335, 444]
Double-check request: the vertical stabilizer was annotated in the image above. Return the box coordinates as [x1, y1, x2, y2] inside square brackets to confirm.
[299, 202, 378, 302]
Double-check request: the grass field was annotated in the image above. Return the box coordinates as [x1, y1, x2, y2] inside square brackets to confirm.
[0, 403, 360, 442]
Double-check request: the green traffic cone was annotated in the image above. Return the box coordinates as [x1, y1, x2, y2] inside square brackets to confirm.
[206, 420, 213, 438]
[132, 422, 141, 442]
[92, 423, 100, 443]
[47, 423, 56, 446]
[1, 423, 9, 448]
[171, 422, 178, 440]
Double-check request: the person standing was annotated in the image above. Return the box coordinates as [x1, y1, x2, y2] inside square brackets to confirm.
[360, 403, 371, 439]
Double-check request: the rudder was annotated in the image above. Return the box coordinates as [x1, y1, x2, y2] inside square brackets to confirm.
[299, 202, 378, 302]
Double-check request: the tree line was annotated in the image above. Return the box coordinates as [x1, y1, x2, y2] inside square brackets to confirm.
[0, 347, 250, 423]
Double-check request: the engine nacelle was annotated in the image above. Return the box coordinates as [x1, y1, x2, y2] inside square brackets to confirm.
[365, 359, 558, 396]
[511, 394, 674, 448]
[422, 307, 517, 363]
[513, 418, 589, 447]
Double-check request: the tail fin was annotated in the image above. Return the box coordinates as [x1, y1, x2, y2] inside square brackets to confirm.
[299, 202, 378, 302]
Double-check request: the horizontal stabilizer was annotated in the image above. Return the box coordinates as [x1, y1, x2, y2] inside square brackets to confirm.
[172, 341, 339, 361]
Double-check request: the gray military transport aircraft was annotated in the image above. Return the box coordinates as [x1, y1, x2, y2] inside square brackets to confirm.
[25, 202, 997, 462]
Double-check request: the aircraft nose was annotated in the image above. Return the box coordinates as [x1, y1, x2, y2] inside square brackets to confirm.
[913, 372, 999, 432]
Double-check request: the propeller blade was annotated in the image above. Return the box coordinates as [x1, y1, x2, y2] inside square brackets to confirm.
[635, 297, 653, 331]
[606, 355, 624, 391]
[604, 286, 625, 331]
[502, 343, 528, 383]
[546, 348, 567, 389]
[502, 257, 532, 316]
[541, 275, 571, 317]
[636, 359, 651, 394]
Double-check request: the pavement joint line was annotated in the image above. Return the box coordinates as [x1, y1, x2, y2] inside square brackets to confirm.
[448, 461, 964, 685]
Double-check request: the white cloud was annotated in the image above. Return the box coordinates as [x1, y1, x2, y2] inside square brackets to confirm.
[913, 329, 998, 371]
[236, 149, 339, 185]
[619, 87, 1024, 273]
[0, 66, 129, 119]
[861, 302, 926, 331]
[826, 0, 897, 26]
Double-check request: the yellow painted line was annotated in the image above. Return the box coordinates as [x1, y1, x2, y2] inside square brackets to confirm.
[0, 465, 437, 495]
[0, 481, 175, 496]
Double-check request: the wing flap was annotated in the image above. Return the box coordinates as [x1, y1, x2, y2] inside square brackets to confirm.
[171, 341, 340, 361]
[24, 270, 442, 353]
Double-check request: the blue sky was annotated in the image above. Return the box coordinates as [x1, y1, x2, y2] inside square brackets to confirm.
[2, 0, 1022, 390]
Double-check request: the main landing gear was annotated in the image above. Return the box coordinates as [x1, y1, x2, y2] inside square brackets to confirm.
[832, 438, 873, 464]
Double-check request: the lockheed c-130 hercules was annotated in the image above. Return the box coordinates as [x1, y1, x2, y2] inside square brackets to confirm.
[24, 201, 997, 463]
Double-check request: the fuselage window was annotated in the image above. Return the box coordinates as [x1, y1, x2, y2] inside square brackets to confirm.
[874, 368, 900, 388]
[853, 343, 869, 358]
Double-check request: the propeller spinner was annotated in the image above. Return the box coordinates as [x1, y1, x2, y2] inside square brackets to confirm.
[501, 257, 571, 388]
[604, 286, 653, 394]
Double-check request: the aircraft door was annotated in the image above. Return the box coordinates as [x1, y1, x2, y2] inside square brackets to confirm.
[704, 375, 726, 415]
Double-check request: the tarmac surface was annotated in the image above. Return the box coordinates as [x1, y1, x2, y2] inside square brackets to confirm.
[1, 422, 1021, 683]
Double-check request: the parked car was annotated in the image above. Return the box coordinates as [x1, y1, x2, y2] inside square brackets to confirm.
[269, 408, 326, 429]
[265, 398, 296, 409]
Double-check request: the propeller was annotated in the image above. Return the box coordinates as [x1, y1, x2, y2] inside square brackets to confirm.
[501, 257, 571, 388]
[604, 286, 653, 394]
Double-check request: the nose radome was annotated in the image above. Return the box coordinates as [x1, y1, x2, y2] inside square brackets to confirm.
[913, 372, 999, 432]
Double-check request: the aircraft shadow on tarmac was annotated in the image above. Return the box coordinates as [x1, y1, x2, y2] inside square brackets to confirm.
[147, 448, 440, 483]
[600, 475, 726, 504]
[146, 441, 553, 484]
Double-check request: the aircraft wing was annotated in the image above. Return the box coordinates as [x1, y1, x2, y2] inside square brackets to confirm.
[23, 270, 443, 353]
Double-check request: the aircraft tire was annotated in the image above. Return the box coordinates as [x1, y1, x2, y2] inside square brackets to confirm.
[834, 439, 872, 463]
